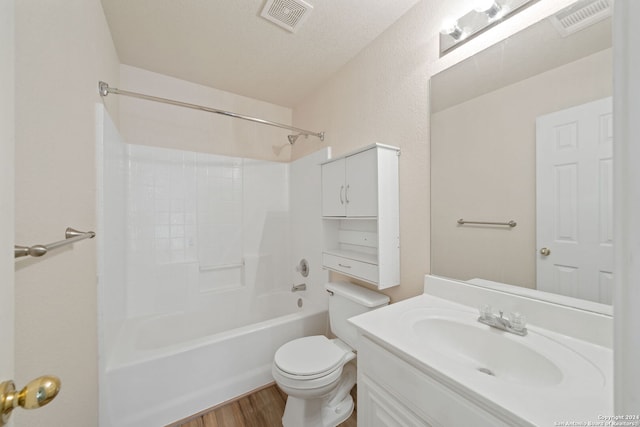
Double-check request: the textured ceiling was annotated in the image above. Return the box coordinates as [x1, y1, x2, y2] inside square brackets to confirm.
[100, 0, 423, 107]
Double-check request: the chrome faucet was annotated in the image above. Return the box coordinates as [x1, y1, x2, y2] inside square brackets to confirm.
[494, 310, 511, 329]
[477, 306, 527, 336]
[291, 283, 307, 292]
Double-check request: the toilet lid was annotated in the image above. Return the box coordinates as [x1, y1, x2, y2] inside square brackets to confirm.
[274, 336, 348, 377]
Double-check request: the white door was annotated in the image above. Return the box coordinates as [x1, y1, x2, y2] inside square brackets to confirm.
[1, 0, 16, 403]
[345, 148, 378, 217]
[536, 97, 613, 303]
[321, 158, 346, 216]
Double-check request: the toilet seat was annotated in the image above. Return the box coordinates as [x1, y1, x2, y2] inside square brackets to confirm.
[274, 335, 351, 380]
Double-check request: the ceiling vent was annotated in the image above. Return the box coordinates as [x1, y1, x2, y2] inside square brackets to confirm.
[549, 0, 611, 37]
[260, 0, 313, 33]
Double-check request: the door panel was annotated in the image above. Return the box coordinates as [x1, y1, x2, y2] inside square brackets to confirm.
[536, 97, 613, 303]
[345, 148, 378, 217]
[321, 158, 346, 216]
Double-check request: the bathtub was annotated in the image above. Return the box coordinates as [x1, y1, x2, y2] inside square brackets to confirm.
[102, 291, 328, 427]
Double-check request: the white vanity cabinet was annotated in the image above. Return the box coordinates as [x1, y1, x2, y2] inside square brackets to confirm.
[321, 144, 400, 289]
[357, 336, 514, 427]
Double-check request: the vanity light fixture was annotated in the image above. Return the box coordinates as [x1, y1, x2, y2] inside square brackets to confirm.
[439, 0, 538, 56]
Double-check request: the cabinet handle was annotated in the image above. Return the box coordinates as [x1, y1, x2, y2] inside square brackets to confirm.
[340, 185, 345, 205]
[345, 185, 350, 204]
[338, 263, 352, 269]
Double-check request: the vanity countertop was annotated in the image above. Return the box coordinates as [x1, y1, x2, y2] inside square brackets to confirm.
[349, 292, 613, 426]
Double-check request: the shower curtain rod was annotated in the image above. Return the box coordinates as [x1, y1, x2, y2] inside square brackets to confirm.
[98, 81, 325, 142]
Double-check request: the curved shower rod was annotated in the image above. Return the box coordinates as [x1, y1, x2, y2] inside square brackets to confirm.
[98, 81, 325, 143]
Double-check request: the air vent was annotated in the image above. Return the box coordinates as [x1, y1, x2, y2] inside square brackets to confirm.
[260, 0, 313, 33]
[549, 0, 611, 37]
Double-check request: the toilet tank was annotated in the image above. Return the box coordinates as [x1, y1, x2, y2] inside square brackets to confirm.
[325, 282, 390, 349]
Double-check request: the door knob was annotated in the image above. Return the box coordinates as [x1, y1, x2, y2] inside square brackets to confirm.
[0, 375, 60, 426]
[539, 247, 551, 256]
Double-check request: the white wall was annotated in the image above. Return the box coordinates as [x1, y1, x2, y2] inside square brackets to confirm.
[0, 0, 15, 390]
[14, 1, 120, 426]
[292, 0, 580, 302]
[117, 65, 294, 162]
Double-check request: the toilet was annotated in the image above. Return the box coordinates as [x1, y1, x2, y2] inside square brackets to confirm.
[272, 281, 390, 427]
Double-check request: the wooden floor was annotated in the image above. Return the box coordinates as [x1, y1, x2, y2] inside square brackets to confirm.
[174, 384, 357, 427]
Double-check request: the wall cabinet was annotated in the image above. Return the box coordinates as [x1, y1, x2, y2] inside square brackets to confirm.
[321, 147, 379, 217]
[357, 336, 514, 427]
[321, 144, 400, 289]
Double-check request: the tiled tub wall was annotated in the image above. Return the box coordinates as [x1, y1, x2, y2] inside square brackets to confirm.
[122, 144, 291, 318]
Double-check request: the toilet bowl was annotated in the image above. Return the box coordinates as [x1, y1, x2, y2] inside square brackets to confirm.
[272, 335, 357, 426]
[272, 282, 389, 427]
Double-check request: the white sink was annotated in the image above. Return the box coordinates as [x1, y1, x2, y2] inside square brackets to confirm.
[399, 307, 605, 389]
[412, 315, 563, 386]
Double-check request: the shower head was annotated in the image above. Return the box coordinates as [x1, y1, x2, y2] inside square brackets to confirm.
[288, 134, 300, 145]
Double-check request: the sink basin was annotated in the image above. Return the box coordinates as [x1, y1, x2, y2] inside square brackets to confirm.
[412, 316, 563, 386]
[399, 308, 605, 389]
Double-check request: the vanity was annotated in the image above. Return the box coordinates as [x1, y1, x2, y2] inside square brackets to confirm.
[349, 275, 613, 426]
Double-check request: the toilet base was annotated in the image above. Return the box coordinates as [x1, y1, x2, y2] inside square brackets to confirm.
[322, 393, 354, 426]
[281, 363, 356, 427]
[282, 394, 354, 427]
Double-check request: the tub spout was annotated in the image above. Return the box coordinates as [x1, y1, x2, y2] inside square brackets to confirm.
[291, 283, 307, 292]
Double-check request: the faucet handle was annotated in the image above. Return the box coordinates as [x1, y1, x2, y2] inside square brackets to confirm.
[479, 304, 493, 320]
[508, 312, 527, 332]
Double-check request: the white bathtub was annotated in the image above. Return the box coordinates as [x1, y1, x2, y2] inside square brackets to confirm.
[102, 291, 327, 427]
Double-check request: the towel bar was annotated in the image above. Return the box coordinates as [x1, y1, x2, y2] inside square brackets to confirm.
[457, 219, 517, 228]
[15, 227, 96, 258]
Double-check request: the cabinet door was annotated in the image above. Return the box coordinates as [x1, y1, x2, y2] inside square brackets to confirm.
[345, 148, 378, 217]
[359, 376, 431, 427]
[322, 158, 346, 216]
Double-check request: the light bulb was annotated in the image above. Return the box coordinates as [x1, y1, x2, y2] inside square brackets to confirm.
[440, 18, 464, 40]
[474, 0, 496, 12]
[474, 0, 503, 19]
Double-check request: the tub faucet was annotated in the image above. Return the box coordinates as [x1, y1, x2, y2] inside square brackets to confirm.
[477, 306, 527, 336]
[291, 283, 307, 292]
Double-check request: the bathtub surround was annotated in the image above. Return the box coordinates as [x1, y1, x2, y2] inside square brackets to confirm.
[97, 106, 330, 426]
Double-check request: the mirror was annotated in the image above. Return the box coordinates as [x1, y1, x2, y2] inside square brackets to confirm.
[430, 1, 613, 306]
